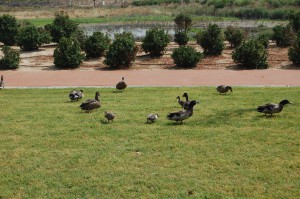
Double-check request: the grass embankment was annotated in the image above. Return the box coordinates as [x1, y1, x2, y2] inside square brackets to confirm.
[0, 87, 299, 198]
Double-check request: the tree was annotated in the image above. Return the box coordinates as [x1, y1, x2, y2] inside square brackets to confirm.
[53, 37, 85, 69]
[104, 32, 138, 69]
[141, 27, 171, 56]
[0, 45, 20, 70]
[288, 33, 300, 65]
[224, 26, 246, 48]
[232, 39, 268, 69]
[45, 11, 78, 43]
[174, 13, 192, 46]
[0, 14, 19, 46]
[272, 25, 296, 47]
[16, 24, 51, 51]
[171, 46, 203, 68]
[288, 10, 300, 33]
[197, 24, 225, 55]
[84, 32, 110, 58]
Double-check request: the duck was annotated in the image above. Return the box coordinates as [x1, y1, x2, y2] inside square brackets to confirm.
[69, 90, 84, 101]
[79, 91, 101, 113]
[257, 99, 292, 116]
[216, 85, 233, 94]
[116, 77, 127, 91]
[176, 96, 185, 108]
[0, 75, 4, 89]
[147, 114, 159, 123]
[104, 111, 115, 122]
[167, 100, 199, 123]
[182, 92, 191, 109]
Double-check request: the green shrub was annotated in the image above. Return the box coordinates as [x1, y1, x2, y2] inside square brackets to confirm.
[45, 11, 78, 43]
[0, 45, 20, 70]
[16, 24, 51, 51]
[70, 29, 87, 51]
[288, 10, 300, 32]
[288, 33, 300, 65]
[0, 14, 19, 46]
[256, 33, 270, 48]
[84, 32, 110, 58]
[197, 24, 224, 55]
[174, 13, 192, 33]
[232, 39, 268, 69]
[174, 32, 189, 46]
[141, 27, 171, 56]
[104, 32, 138, 69]
[224, 26, 245, 48]
[272, 25, 296, 47]
[53, 37, 85, 69]
[171, 46, 203, 68]
[235, 8, 270, 19]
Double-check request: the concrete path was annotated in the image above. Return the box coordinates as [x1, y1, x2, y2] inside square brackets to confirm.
[1, 69, 300, 88]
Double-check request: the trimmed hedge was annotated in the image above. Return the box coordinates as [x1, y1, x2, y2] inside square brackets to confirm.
[171, 46, 203, 68]
[0, 46, 20, 70]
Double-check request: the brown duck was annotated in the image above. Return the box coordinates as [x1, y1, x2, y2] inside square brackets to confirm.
[116, 77, 127, 91]
[79, 91, 101, 113]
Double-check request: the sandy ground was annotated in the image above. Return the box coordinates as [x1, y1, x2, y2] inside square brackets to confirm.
[1, 41, 300, 87]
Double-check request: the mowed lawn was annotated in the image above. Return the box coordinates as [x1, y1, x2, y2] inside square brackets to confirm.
[0, 87, 299, 198]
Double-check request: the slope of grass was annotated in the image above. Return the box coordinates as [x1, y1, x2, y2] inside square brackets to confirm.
[0, 87, 299, 198]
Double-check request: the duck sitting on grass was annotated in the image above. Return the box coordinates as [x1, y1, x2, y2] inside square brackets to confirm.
[257, 99, 292, 117]
[147, 114, 159, 123]
[167, 100, 199, 124]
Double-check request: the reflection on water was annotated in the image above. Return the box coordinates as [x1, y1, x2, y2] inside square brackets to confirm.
[80, 25, 176, 40]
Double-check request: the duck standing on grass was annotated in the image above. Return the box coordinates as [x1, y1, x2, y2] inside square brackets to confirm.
[116, 77, 127, 91]
[147, 114, 159, 123]
[104, 111, 115, 122]
[176, 96, 185, 108]
[257, 99, 292, 117]
[0, 75, 4, 89]
[69, 90, 84, 101]
[167, 100, 199, 124]
[216, 85, 233, 94]
[182, 92, 191, 109]
[80, 91, 101, 113]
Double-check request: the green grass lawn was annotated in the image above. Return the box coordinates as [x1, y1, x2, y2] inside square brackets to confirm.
[0, 87, 299, 198]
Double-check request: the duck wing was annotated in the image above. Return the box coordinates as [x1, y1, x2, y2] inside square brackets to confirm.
[116, 81, 127, 90]
[167, 110, 189, 121]
[257, 103, 277, 113]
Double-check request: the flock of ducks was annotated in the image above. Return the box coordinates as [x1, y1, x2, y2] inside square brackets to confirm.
[0, 74, 292, 121]
[66, 79, 292, 123]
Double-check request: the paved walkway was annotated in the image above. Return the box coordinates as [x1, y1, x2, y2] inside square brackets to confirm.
[1, 69, 300, 88]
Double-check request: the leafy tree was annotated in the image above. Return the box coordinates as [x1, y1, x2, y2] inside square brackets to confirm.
[224, 26, 245, 48]
[288, 10, 300, 32]
[197, 24, 225, 55]
[171, 46, 203, 68]
[256, 33, 270, 48]
[174, 13, 192, 46]
[174, 13, 192, 33]
[104, 32, 138, 69]
[0, 45, 20, 70]
[16, 24, 51, 51]
[141, 27, 171, 56]
[232, 39, 268, 69]
[45, 11, 78, 43]
[53, 37, 85, 69]
[288, 33, 300, 65]
[272, 25, 296, 47]
[0, 14, 19, 46]
[84, 32, 110, 58]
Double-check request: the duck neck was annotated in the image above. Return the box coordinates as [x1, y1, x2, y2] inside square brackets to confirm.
[95, 93, 100, 101]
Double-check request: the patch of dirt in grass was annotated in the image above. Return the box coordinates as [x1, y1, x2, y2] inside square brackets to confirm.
[7, 41, 295, 71]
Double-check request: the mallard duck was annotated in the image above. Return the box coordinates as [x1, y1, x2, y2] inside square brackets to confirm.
[176, 96, 185, 108]
[104, 111, 115, 122]
[79, 91, 101, 113]
[116, 77, 127, 91]
[167, 100, 199, 123]
[182, 92, 191, 109]
[216, 85, 233, 94]
[257, 99, 292, 116]
[0, 75, 4, 89]
[69, 90, 84, 101]
[147, 114, 159, 123]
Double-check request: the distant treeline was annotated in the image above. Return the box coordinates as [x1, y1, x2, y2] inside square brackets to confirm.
[132, 0, 300, 20]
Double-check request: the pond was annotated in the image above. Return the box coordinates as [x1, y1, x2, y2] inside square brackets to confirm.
[79, 20, 287, 40]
